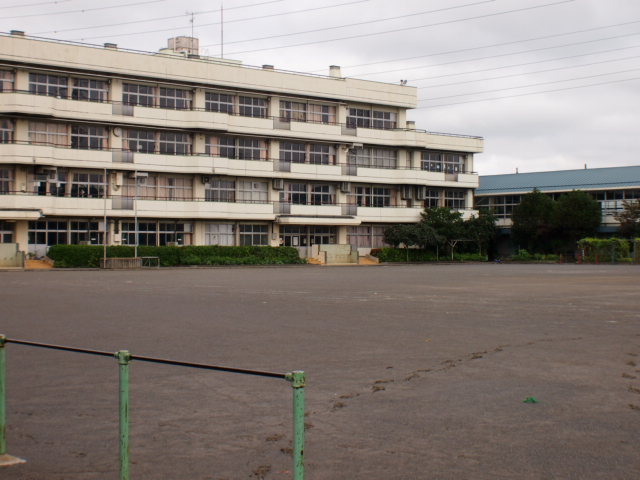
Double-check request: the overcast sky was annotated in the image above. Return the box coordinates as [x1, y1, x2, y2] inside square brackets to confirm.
[2, 0, 639, 175]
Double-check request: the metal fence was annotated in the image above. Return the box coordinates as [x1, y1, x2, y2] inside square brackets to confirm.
[0, 334, 305, 480]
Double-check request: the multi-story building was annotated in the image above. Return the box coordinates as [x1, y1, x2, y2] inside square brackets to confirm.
[0, 32, 482, 259]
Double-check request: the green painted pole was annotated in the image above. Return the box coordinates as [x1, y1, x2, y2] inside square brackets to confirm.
[116, 350, 131, 480]
[0, 335, 6, 456]
[286, 371, 305, 480]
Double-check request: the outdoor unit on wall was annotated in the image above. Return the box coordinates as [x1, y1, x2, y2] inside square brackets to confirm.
[415, 185, 427, 200]
[401, 185, 413, 200]
[273, 178, 284, 190]
[340, 181, 351, 193]
[201, 175, 210, 184]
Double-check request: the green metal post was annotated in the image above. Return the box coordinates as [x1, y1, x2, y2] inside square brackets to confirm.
[0, 335, 6, 456]
[116, 350, 131, 480]
[286, 371, 305, 480]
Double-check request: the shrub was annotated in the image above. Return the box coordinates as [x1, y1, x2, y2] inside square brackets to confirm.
[577, 238, 630, 263]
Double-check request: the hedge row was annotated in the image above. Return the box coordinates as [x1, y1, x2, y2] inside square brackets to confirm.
[371, 248, 486, 263]
[47, 245, 305, 268]
[576, 237, 634, 262]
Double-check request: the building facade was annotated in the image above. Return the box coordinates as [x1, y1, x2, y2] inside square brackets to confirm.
[0, 32, 482, 258]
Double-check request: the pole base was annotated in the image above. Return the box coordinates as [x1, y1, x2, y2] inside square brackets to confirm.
[0, 454, 26, 467]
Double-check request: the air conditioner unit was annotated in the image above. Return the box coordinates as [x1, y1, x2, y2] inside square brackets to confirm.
[201, 175, 210, 185]
[415, 186, 427, 200]
[272, 178, 284, 190]
[401, 185, 413, 200]
[340, 181, 351, 193]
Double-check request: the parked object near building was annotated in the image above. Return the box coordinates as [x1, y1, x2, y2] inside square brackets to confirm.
[0, 32, 482, 261]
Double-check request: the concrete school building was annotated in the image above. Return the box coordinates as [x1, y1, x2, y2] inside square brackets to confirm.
[476, 165, 640, 233]
[0, 31, 482, 260]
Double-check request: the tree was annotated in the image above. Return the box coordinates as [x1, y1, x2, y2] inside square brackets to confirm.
[614, 199, 640, 238]
[383, 224, 420, 261]
[511, 189, 555, 253]
[465, 210, 497, 256]
[420, 207, 465, 259]
[552, 190, 601, 252]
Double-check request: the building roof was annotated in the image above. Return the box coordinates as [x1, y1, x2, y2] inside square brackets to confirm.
[477, 165, 640, 195]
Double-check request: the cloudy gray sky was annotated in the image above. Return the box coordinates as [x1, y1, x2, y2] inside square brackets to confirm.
[2, 0, 639, 175]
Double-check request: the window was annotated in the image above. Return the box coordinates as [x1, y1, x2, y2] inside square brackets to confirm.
[444, 190, 465, 209]
[123, 175, 156, 199]
[28, 122, 68, 146]
[308, 104, 336, 124]
[347, 108, 370, 128]
[123, 83, 154, 107]
[347, 225, 386, 248]
[280, 142, 306, 163]
[421, 152, 442, 172]
[347, 108, 396, 129]
[70, 172, 105, 198]
[309, 144, 334, 165]
[353, 186, 392, 207]
[72, 78, 108, 102]
[158, 87, 192, 110]
[237, 180, 268, 203]
[237, 138, 267, 160]
[280, 101, 306, 122]
[443, 154, 464, 174]
[0, 168, 12, 194]
[124, 129, 156, 153]
[205, 92, 234, 113]
[0, 119, 13, 143]
[310, 184, 334, 205]
[205, 223, 234, 245]
[122, 221, 192, 246]
[28, 220, 68, 246]
[373, 111, 397, 129]
[29, 73, 68, 98]
[158, 132, 191, 155]
[489, 195, 521, 218]
[159, 222, 191, 246]
[206, 135, 236, 158]
[421, 152, 466, 173]
[0, 70, 14, 92]
[424, 189, 441, 209]
[0, 221, 14, 243]
[71, 125, 107, 150]
[30, 170, 67, 197]
[238, 96, 267, 118]
[205, 178, 235, 202]
[348, 148, 397, 169]
[239, 224, 268, 246]
[69, 221, 103, 245]
[284, 183, 307, 205]
[121, 221, 156, 246]
[157, 176, 192, 200]
[309, 226, 336, 245]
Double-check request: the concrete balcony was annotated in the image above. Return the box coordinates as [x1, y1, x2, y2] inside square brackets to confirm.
[131, 199, 275, 220]
[0, 193, 110, 217]
[0, 92, 114, 124]
[0, 143, 112, 169]
[350, 167, 479, 188]
[356, 206, 424, 223]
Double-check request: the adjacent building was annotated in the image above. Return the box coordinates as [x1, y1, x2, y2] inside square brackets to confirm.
[0, 32, 482, 258]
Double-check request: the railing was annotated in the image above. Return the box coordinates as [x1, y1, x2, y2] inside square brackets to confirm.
[0, 335, 305, 480]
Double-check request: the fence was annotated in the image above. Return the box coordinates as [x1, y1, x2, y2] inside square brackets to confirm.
[0, 334, 305, 480]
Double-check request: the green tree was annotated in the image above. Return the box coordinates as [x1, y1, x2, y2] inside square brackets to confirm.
[511, 189, 555, 253]
[552, 190, 601, 253]
[614, 199, 640, 238]
[420, 207, 465, 259]
[465, 210, 497, 256]
[383, 224, 420, 261]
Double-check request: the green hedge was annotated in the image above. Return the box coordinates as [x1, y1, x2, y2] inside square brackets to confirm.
[47, 245, 305, 268]
[510, 249, 560, 262]
[371, 248, 486, 263]
[576, 237, 631, 263]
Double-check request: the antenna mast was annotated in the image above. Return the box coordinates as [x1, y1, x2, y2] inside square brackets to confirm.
[220, 3, 224, 58]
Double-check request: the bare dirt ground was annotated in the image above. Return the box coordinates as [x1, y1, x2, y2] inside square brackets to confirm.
[1, 263, 639, 479]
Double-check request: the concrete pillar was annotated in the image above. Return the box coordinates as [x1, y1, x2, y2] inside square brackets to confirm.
[269, 96, 279, 119]
[396, 109, 407, 129]
[15, 220, 28, 253]
[14, 70, 29, 91]
[193, 220, 206, 246]
[193, 88, 206, 111]
[193, 132, 206, 156]
[110, 78, 123, 103]
[337, 226, 348, 244]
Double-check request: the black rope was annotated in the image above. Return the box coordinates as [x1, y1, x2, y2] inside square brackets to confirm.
[4, 338, 287, 379]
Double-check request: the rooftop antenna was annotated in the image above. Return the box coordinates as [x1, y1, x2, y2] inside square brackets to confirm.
[220, 3, 224, 58]
[186, 11, 195, 53]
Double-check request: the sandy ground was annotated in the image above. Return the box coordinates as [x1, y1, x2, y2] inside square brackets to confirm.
[1, 263, 639, 479]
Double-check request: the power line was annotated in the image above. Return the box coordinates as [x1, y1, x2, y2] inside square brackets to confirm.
[358, 31, 640, 80]
[225, 0, 576, 55]
[3, 0, 166, 19]
[201, 0, 496, 48]
[410, 45, 640, 84]
[319, 19, 640, 74]
[0, 0, 72, 10]
[69, 0, 365, 41]
[36, 0, 287, 35]
[418, 67, 640, 102]
[415, 76, 640, 108]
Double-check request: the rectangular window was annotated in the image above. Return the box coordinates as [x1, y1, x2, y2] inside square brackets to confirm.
[28, 220, 68, 246]
[205, 178, 236, 202]
[30, 170, 67, 197]
[309, 226, 336, 245]
[0, 168, 13, 194]
[421, 152, 442, 172]
[372, 110, 397, 129]
[308, 104, 336, 124]
[348, 148, 397, 169]
[0, 119, 14, 143]
[309, 144, 334, 165]
[237, 180, 268, 203]
[424, 189, 441, 209]
[69, 220, 103, 245]
[205, 135, 236, 158]
[205, 223, 234, 246]
[124, 129, 156, 153]
[158, 87, 192, 110]
[123, 83, 154, 107]
[70, 172, 105, 198]
[121, 221, 157, 246]
[348, 225, 385, 248]
[157, 176, 192, 200]
[443, 153, 464, 174]
[122, 175, 157, 199]
[0, 220, 14, 243]
[490, 195, 521, 218]
[205, 92, 234, 113]
[29, 73, 68, 98]
[238, 96, 267, 118]
[279, 101, 306, 122]
[353, 186, 391, 207]
[0, 70, 15, 92]
[237, 137, 267, 160]
[310, 184, 334, 205]
[444, 190, 465, 209]
[158, 132, 191, 155]
[28, 122, 68, 146]
[347, 108, 371, 128]
[72, 78, 108, 102]
[239, 224, 268, 246]
[284, 183, 308, 205]
[347, 108, 396, 129]
[71, 125, 107, 150]
[159, 222, 191, 246]
[280, 142, 306, 163]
